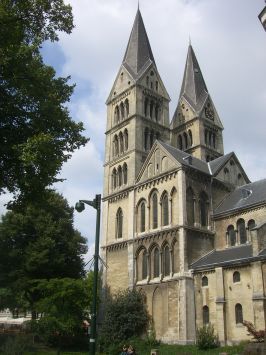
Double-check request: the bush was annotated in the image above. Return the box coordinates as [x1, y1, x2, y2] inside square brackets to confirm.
[0, 334, 36, 354]
[99, 288, 149, 350]
[196, 324, 219, 350]
[243, 320, 266, 343]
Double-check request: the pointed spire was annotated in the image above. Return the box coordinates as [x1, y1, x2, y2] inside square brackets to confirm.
[123, 9, 156, 78]
[180, 44, 208, 111]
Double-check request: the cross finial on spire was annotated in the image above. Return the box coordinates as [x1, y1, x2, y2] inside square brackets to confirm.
[189, 35, 191, 46]
[138, 0, 140, 10]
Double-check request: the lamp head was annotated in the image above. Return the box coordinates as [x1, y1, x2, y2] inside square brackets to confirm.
[75, 201, 85, 213]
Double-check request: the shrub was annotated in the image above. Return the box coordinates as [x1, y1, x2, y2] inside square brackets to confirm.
[243, 320, 265, 343]
[99, 288, 149, 350]
[196, 324, 219, 350]
[0, 334, 36, 354]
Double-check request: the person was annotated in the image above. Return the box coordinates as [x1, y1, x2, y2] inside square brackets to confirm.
[120, 345, 128, 355]
[127, 345, 136, 354]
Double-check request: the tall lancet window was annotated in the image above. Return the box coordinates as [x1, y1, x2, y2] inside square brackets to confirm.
[142, 250, 148, 280]
[140, 202, 145, 232]
[199, 191, 208, 227]
[162, 193, 169, 226]
[116, 208, 123, 239]
[186, 187, 195, 225]
[152, 193, 158, 229]
[163, 245, 170, 277]
[153, 247, 160, 278]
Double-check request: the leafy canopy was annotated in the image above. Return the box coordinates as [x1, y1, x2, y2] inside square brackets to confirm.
[0, 1, 88, 203]
[0, 190, 87, 313]
[100, 289, 149, 347]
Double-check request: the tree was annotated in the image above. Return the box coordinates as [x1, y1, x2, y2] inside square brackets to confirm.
[0, 190, 87, 318]
[99, 289, 149, 348]
[0, 1, 88, 204]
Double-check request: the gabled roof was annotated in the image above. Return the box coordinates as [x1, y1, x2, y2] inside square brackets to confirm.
[208, 152, 234, 175]
[214, 178, 266, 216]
[159, 141, 210, 175]
[179, 44, 208, 112]
[122, 9, 156, 79]
[190, 245, 255, 270]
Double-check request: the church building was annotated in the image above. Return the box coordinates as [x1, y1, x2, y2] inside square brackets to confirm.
[101, 9, 266, 345]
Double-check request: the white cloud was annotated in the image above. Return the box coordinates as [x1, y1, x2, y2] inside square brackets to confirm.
[1, 0, 265, 260]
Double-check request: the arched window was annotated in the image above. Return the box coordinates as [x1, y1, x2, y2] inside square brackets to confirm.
[213, 133, 216, 148]
[144, 98, 149, 117]
[163, 245, 170, 277]
[140, 202, 146, 233]
[224, 167, 229, 181]
[205, 129, 208, 145]
[162, 193, 169, 226]
[228, 225, 236, 246]
[186, 187, 195, 226]
[146, 76, 149, 86]
[183, 132, 188, 149]
[202, 276, 208, 287]
[247, 219, 255, 241]
[206, 155, 210, 162]
[112, 168, 117, 189]
[155, 104, 159, 122]
[123, 163, 127, 185]
[114, 105, 120, 123]
[233, 271, 240, 283]
[203, 306, 209, 325]
[235, 304, 243, 324]
[150, 101, 154, 119]
[142, 250, 148, 280]
[144, 128, 149, 151]
[125, 99, 129, 118]
[124, 129, 128, 151]
[209, 131, 212, 147]
[188, 130, 193, 147]
[150, 130, 154, 148]
[117, 166, 122, 187]
[178, 135, 183, 150]
[120, 102, 125, 120]
[237, 219, 247, 244]
[154, 248, 160, 278]
[113, 135, 119, 156]
[116, 208, 123, 239]
[199, 192, 208, 227]
[119, 132, 124, 154]
[152, 193, 158, 229]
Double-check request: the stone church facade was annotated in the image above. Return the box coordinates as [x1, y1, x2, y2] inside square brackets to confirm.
[101, 9, 266, 345]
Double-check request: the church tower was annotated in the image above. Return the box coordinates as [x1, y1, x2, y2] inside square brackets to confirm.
[170, 44, 224, 162]
[102, 9, 170, 290]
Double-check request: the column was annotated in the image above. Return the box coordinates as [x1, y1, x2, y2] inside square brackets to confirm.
[215, 267, 226, 345]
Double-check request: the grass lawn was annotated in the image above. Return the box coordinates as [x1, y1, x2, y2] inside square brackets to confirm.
[25, 342, 245, 355]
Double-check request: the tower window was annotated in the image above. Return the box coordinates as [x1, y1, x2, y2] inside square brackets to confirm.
[155, 81, 158, 91]
[237, 218, 247, 244]
[140, 201, 146, 233]
[202, 276, 208, 287]
[186, 187, 195, 226]
[123, 163, 127, 185]
[162, 193, 169, 226]
[153, 247, 160, 278]
[199, 191, 208, 227]
[152, 193, 158, 229]
[233, 271, 240, 283]
[203, 306, 209, 325]
[235, 304, 243, 324]
[163, 245, 170, 277]
[227, 225, 236, 246]
[178, 135, 183, 150]
[116, 208, 123, 239]
[142, 250, 148, 279]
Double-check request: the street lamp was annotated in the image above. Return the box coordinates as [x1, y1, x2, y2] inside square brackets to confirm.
[75, 194, 101, 355]
[258, 2, 266, 31]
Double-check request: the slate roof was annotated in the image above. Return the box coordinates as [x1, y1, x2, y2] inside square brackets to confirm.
[214, 178, 266, 216]
[190, 245, 254, 270]
[179, 45, 209, 112]
[159, 141, 210, 175]
[122, 9, 155, 79]
[208, 152, 234, 175]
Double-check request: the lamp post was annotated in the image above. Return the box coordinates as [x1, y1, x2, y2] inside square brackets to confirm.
[75, 194, 101, 355]
[259, 1, 266, 31]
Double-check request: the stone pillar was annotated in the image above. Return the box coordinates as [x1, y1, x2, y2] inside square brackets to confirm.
[251, 261, 265, 330]
[178, 277, 196, 344]
[215, 267, 226, 345]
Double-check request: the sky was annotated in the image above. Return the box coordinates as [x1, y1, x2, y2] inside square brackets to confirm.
[1, 0, 266, 264]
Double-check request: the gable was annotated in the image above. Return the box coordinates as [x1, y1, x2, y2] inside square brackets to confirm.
[138, 64, 170, 101]
[137, 142, 180, 184]
[200, 96, 223, 129]
[106, 66, 135, 104]
[214, 154, 249, 186]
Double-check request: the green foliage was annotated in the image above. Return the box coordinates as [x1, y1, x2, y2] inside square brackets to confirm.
[0, 0, 88, 204]
[99, 289, 149, 350]
[243, 320, 266, 343]
[196, 324, 219, 350]
[0, 334, 36, 354]
[0, 191, 87, 314]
